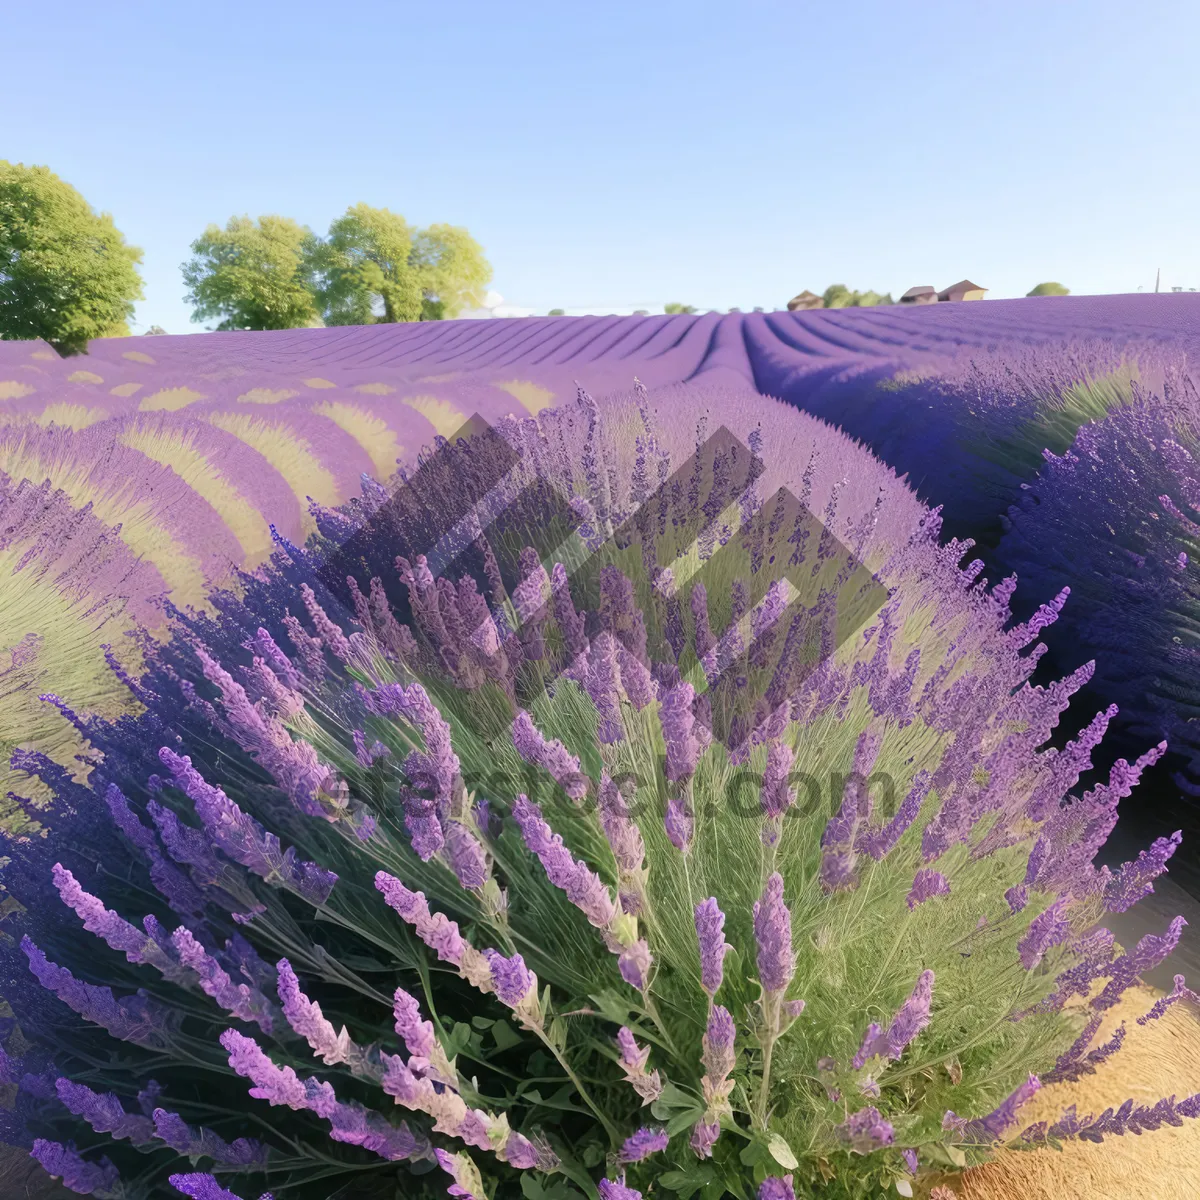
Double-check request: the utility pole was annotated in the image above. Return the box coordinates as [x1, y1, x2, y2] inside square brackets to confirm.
[1155, 268, 1161, 293]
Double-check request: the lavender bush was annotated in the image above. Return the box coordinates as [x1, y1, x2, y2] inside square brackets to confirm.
[1, 383, 1194, 1200]
[997, 385, 1200, 798]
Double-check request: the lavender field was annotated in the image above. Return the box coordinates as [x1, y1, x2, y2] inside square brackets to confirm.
[2, 295, 1200, 1200]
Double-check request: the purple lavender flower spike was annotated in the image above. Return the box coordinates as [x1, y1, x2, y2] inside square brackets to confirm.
[169, 1174, 265, 1200]
[434, 1149, 485, 1200]
[702, 1005, 737, 1083]
[598, 1180, 643, 1200]
[22, 937, 179, 1050]
[944, 1073, 1042, 1142]
[1102, 831, 1182, 914]
[30, 1141, 120, 1195]
[598, 774, 646, 874]
[392, 988, 438, 1058]
[300, 583, 352, 662]
[1137, 974, 1200, 1025]
[906, 869, 950, 910]
[586, 631, 626, 744]
[275, 958, 352, 1065]
[484, 950, 537, 1008]
[660, 683, 703, 782]
[1092, 916, 1187, 1011]
[172, 928, 276, 1032]
[443, 820, 488, 890]
[758, 1177, 797, 1200]
[619, 1126, 669, 1162]
[158, 748, 337, 906]
[902, 1148, 918, 1174]
[401, 793, 445, 862]
[694, 898, 731, 997]
[885, 970, 934, 1059]
[1006, 885, 1029, 913]
[153, 1109, 267, 1168]
[51, 864, 176, 975]
[690, 1120, 720, 1159]
[615, 1026, 662, 1105]
[665, 796, 694, 854]
[619, 941, 653, 992]
[1019, 897, 1073, 970]
[753, 873, 794, 995]
[760, 741, 796, 821]
[511, 794, 617, 928]
[55, 1079, 155, 1145]
[374, 873, 465, 966]
[837, 1106, 895, 1153]
[511, 710, 589, 801]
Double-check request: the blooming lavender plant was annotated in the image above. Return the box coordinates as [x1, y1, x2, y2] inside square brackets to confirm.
[1, 380, 1193, 1200]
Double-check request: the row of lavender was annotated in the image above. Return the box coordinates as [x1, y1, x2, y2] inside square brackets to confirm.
[0, 376, 1195, 1200]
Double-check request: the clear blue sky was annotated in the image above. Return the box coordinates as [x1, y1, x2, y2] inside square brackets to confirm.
[8, 0, 1199, 331]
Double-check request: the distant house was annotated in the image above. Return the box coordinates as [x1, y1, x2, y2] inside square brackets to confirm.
[787, 290, 823, 311]
[937, 280, 988, 302]
[899, 286, 937, 305]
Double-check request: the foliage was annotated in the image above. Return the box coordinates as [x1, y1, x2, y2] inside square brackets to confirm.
[182, 217, 322, 332]
[1026, 284, 1069, 298]
[0, 162, 144, 355]
[821, 287, 893, 309]
[548, 310, 566, 317]
[664, 304, 697, 315]
[305, 206, 490, 326]
[0, 384, 1191, 1200]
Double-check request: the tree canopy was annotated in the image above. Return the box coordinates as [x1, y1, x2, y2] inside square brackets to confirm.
[664, 302, 697, 314]
[181, 215, 321, 331]
[306, 205, 490, 326]
[822, 284, 894, 308]
[0, 162, 144, 354]
[1027, 281, 1070, 296]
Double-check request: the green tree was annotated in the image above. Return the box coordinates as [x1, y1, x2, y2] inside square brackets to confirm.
[309, 205, 490, 326]
[823, 284, 893, 308]
[0, 162, 143, 354]
[547, 308, 566, 316]
[182, 215, 320, 331]
[663, 302, 697, 314]
[1027, 281, 1070, 296]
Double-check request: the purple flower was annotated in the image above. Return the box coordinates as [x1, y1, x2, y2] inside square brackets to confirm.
[616, 1026, 650, 1071]
[664, 796, 694, 854]
[484, 950, 537, 1008]
[153, 1108, 267, 1168]
[619, 1126, 669, 1162]
[158, 748, 337, 906]
[944, 1073, 1042, 1143]
[511, 710, 588, 801]
[375, 873, 465, 966]
[902, 1148, 918, 1174]
[22, 937, 179, 1051]
[615, 1026, 662, 1105]
[1102, 831, 1182, 913]
[906, 868, 950, 909]
[1006, 885, 1029, 913]
[393, 988, 437, 1058]
[511, 794, 617, 928]
[702, 1004, 737, 1084]
[169, 1175, 267, 1200]
[1018, 897, 1072, 970]
[443, 819, 489, 891]
[694, 897, 731, 996]
[660, 682, 701, 781]
[690, 1119, 720, 1159]
[753, 872, 794, 995]
[758, 1177, 797, 1200]
[598, 774, 646, 875]
[618, 940, 653, 992]
[172, 927, 276, 1032]
[1091, 916, 1186, 1011]
[276, 958, 353, 1065]
[760, 742, 795, 821]
[598, 1180, 643, 1200]
[885, 970, 934, 1059]
[1137, 973, 1200, 1025]
[54, 1079, 155, 1145]
[837, 1106, 895, 1153]
[31, 1141, 120, 1195]
[434, 1149, 485, 1200]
